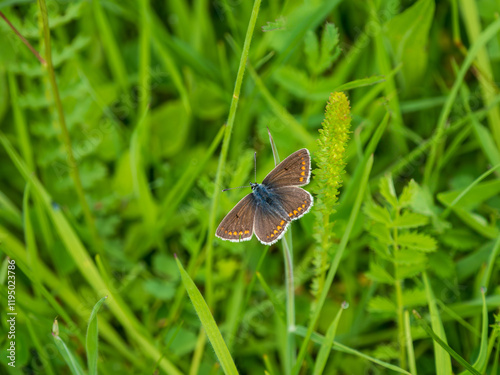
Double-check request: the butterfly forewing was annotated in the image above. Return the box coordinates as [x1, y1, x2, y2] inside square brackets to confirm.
[273, 186, 313, 221]
[262, 148, 311, 188]
[216, 194, 256, 242]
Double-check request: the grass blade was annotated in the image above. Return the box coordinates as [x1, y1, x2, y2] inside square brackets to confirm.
[175, 255, 239, 375]
[52, 320, 85, 375]
[312, 302, 346, 375]
[87, 296, 107, 375]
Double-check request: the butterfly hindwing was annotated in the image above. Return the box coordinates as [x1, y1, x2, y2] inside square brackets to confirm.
[272, 186, 313, 221]
[262, 148, 311, 188]
[216, 194, 256, 242]
[254, 205, 290, 245]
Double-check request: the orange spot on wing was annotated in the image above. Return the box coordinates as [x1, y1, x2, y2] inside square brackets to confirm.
[273, 230, 278, 234]
[280, 220, 285, 225]
[239, 231, 243, 235]
[301, 166, 305, 170]
[277, 226, 282, 230]
[302, 161, 306, 165]
[299, 177, 304, 182]
[301, 171, 305, 176]
[302, 204, 306, 208]
[293, 210, 298, 215]
[288, 213, 293, 217]
[270, 233, 274, 237]
[298, 207, 302, 211]
[244, 230, 249, 234]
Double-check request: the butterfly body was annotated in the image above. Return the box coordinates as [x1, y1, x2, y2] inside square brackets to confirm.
[216, 148, 313, 245]
[250, 182, 289, 219]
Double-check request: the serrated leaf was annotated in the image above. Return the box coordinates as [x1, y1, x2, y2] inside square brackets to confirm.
[368, 239, 391, 260]
[367, 296, 396, 314]
[398, 263, 427, 279]
[392, 211, 429, 228]
[402, 288, 427, 307]
[262, 16, 286, 32]
[317, 23, 340, 73]
[394, 249, 427, 265]
[399, 180, 418, 208]
[379, 175, 398, 207]
[304, 30, 319, 74]
[364, 202, 392, 225]
[366, 263, 394, 284]
[398, 231, 437, 252]
[368, 223, 393, 246]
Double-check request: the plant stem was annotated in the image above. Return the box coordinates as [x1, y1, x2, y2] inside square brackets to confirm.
[206, 0, 262, 308]
[293, 156, 373, 375]
[393, 207, 406, 369]
[282, 236, 296, 374]
[37, 0, 101, 255]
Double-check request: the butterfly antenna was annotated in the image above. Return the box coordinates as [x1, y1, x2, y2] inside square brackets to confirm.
[221, 186, 248, 192]
[254, 151, 257, 183]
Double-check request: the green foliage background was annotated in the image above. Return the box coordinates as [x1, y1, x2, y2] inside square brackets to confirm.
[1, 0, 500, 374]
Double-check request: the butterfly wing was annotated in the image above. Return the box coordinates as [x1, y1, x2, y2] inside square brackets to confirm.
[254, 204, 290, 245]
[273, 186, 313, 221]
[262, 148, 311, 188]
[216, 193, 256, 242]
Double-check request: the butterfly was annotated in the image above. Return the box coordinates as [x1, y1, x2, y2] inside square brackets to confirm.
[216, 148, 313, 245]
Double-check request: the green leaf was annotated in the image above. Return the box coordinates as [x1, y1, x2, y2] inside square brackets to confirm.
[392, 211, 429, 228]
[262, 16, 286, 32]
[398, 231, 437, 252]
[364, 202, 392, 225]
[368, 296, 397, 314]
[398, 180, 418, 208]
[144, 279, 176, 300]
[421, 273, 453, 374]
[440, 228, 481, 251]
[366, 262, 394, 284]
[386, 0, 435, 87]
[150, 100, 190, 157]
[317, 23, 340, 74]
[53, 320, 85, 375]
[379, 175, 398, 208]
[437, 179, 500, 210]
[313, 303, 346, 375]
[394, 249, 427, 265]
[273, 65, 311, 98]
[428, 251, 455, 279]
[175, 256, 239, 375]
[368, 223, 393, 246]
[304, 30, 319, 74]
[402, 288, 427, 307]
[87, 296, 107, 375]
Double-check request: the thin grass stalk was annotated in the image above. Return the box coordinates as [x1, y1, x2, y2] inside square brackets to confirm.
[206, 0, 262, 307]
[37, 0, 101, 255]
[268, 128, 296, 371]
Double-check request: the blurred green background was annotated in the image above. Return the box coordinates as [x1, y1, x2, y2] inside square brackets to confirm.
[1, 0, 500, 374]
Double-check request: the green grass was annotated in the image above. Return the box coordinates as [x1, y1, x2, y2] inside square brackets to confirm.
[1, 0, 500, 374]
